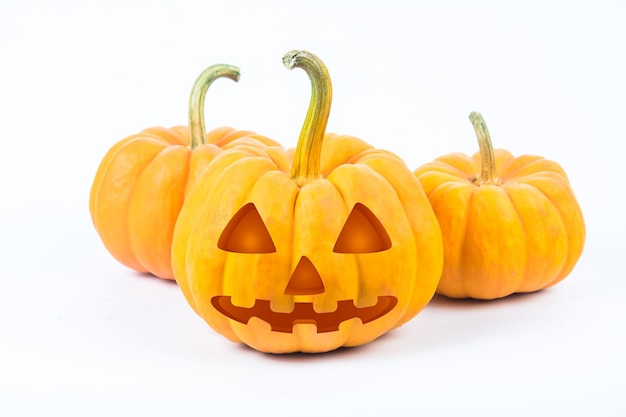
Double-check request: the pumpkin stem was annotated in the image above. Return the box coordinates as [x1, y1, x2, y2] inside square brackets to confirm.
[283, 50, 332, 186]
[469, 111, 499, 185]
[188, 64, 240, 149]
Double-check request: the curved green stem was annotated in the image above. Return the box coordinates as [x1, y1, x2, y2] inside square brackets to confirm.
[283, 50, 333, 186]
[469, 111, 498, 185]
[188, 64, 240, 149]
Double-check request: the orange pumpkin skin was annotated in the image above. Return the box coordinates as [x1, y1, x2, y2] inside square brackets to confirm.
[89, 125, 279, 279]
[414, 113, 586, 300]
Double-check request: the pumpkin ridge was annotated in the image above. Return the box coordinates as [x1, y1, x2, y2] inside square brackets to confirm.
[502, 186, 529, 293]
[261, 146, 293, 173]
[128, 131, 174, 145]
[335, 180, 359, 345]
[127, 145, 191, 278]
[514, 179, 574, 286]
[330, 169, 404, 346]
[177, 150, 242, 314]
[217, 163, 282, 342]
[182, 153, 256, 327]
[348, 149, 407, 170]
[124, 145, 178, 272]
[491, 150, 517, 178]
[182, 144, 207, 198]
[497, 154, 538, 179]
[204, 127, 236, 145]
[262, 170, 297, 259]
[141, 126, 188, 146]
[414, 171, 449, 198]
[93, 138, 167, 271]
[342, 159, 418, 328]
[179, 234, 198, 313]
[170, 125, 191, 145]
[459, 188, 477, 298]
[504, 182, 569, 291]
[427, 181, 473, 299]
[286, 176, 298, 291]
[215, 129, 257, 146]
[477, 186, 528, 298]
[509, 171, 569, 186]
[89, 134, 167, 222]
[226, 248, 260, 349]
[427, 177, 461, 199]
[503, 157, 568, 182]
[421, 160, 473, 181]
[436, 152, 478, 175]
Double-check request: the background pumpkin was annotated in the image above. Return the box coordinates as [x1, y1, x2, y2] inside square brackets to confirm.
[89, 64, 280, 279]
[414, 112, 586, 300]
[171, 50, 443, 354]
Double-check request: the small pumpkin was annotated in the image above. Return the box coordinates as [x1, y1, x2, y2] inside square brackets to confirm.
[90, 64, 280, 279]
[171, 50, 443, 354]
[414, 112, 586, 300]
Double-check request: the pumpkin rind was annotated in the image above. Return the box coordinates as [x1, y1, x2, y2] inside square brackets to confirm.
[414, 112, 585, 299]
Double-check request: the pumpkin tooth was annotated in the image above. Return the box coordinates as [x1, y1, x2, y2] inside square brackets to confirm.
[229, 292, 256, 310]
[269, 298, 294, 314]
[312, 298, 339, 314]
[354, 294, 382, 310]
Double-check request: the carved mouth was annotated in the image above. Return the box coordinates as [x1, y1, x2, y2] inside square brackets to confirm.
[211, 296, 398, 333]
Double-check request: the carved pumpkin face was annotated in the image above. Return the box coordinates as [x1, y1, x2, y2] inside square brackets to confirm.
[171, 50, 443, 353]
[212, 200, 399, 334]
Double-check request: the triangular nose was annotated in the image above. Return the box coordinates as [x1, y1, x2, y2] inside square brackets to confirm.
[284, 256, 325, 295]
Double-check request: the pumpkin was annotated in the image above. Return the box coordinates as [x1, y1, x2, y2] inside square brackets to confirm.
[89, 64, 280, 279]
[414, 112, 586, 300]
[171, 50, 443, 354]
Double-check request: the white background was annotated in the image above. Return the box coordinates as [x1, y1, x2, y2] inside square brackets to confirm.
[1, 1, 625, 416]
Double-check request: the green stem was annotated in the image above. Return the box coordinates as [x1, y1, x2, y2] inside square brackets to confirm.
[469, 111, 498, 185]
[188, 64, 240, 149]
[283, 50, 332, 186]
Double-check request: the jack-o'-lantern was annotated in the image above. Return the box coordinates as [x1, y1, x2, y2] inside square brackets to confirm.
[171, 50, 443, 353]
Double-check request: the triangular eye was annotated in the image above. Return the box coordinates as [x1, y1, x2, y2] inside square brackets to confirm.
[218, 203, 276, 253]
[333, 203, 392, 253]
